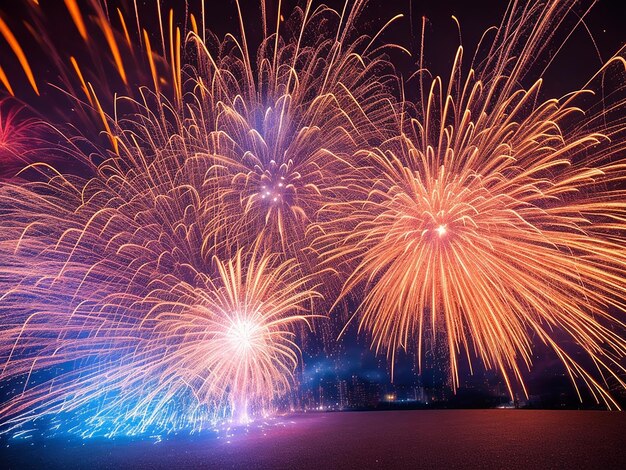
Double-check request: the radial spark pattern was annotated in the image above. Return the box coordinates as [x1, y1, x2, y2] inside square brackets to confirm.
[0, 99, 43, 180]
[314, 1, 626, 407]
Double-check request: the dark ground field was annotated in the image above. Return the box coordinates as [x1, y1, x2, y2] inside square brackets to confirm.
[2, 409, 625, 469]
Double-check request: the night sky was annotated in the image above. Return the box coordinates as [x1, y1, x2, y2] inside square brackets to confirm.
[3, 1, 624, 112]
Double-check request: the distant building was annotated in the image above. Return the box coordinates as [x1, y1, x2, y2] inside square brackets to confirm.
[338, 380, 348, 408]
[349, 375, 381, 407]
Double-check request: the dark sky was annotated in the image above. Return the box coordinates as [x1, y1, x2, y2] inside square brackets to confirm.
[1, 1, 624, 104]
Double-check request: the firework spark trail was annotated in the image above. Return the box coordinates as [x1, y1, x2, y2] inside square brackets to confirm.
[314, 0, 626, 408]
[0, 0, 163, 145]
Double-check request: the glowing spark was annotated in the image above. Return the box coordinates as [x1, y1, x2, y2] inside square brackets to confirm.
[0, 16, 38, 95]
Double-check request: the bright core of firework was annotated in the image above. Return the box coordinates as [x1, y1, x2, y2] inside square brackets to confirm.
[435, 224, 447, 237]
[260, 175, 287, 204]
[227, 317, 261, 352]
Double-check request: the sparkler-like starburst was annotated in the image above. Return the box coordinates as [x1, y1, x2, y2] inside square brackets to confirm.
[194, 1, 400, 264]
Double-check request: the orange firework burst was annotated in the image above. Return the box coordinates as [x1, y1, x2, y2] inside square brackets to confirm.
[315, 1, 626, 407]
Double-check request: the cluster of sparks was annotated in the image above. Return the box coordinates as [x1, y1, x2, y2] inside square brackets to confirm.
[0, 0, 624, 438]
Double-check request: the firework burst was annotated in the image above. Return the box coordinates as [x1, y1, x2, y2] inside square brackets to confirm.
[0, 0, 362, 435]
[191, 1, 400, 264]
[314, 1, 626, 407]
[0, 99, 43, 180]
[0, 157, 317, 432]
[0, 0, 625, 441]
